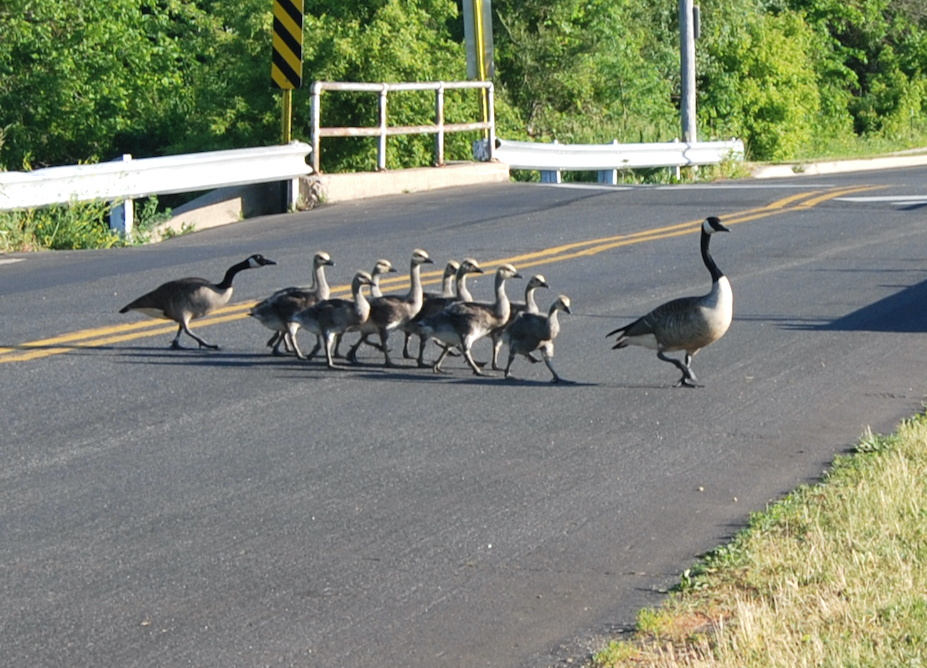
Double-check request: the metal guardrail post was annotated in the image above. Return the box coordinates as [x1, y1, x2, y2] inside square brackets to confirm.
[435, 82, 445, 166]
[487, 83, 496, 161]
[597, 140, 620, 184]
[109, 154, 135, 238]
[378, 85, 388, 171]
[540, 140, 562, 183]
[310, 82, 322, 173]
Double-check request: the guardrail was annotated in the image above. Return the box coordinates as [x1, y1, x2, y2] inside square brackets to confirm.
[310, 81, 495, 173]
[495, 137, 745, 182]
[0, 142, 313, 238]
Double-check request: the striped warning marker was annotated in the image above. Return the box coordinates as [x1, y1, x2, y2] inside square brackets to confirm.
[272, 0, 303, 89]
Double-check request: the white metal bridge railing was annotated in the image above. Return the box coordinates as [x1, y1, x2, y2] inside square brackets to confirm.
[309, 80, 495, 173]
[0, 143, 313, 237]
[494, 137, 745, 183]
[0, 77, 744, 242]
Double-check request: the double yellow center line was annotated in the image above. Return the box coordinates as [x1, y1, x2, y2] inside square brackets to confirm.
[0, 185, 877, 364]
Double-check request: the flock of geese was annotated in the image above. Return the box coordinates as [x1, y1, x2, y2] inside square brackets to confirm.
[119, 215, 733, 386]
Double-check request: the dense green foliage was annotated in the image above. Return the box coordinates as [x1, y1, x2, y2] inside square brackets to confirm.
[0, 202, 119, 251]
[492, 0, 679, 144]
[1, 0, 926, 173]
[0, 197, 171, 251]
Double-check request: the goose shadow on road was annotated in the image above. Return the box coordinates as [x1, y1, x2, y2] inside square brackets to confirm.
[777, 275, 927, 334]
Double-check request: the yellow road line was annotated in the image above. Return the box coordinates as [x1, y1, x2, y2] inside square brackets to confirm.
[0, 185, 879, 364]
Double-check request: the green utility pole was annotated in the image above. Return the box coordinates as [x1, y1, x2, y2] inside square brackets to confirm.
[463, 0, 494, 133]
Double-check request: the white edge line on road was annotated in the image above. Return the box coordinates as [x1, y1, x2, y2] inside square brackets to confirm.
[837, 196, 927, 203]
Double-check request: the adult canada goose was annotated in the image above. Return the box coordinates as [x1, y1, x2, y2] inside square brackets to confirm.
[249, 251, 333, 358]
[503, 295, 572, 383]
[346, 248, 434, 367]
[405, 258, 484, 367]
[490, 273, 549, 370]
[419, 263, 522, 375]
[292, 271, 375, 369]
[401, 259, 459, 359]
[607, 216, 732, 387]
[119, 254, 276, 350]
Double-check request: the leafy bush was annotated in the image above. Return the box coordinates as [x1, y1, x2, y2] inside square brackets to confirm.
[699, 11, 821, 161]
[492, 0, 678, 144]
[0, 196, 170, 252]
[0, 201, 120, 251]
[1, 0, 927, 173]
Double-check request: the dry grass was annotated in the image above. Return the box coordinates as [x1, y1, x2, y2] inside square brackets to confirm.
[594, 414, 927, 668]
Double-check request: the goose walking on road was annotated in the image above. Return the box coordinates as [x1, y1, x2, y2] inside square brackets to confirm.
[503, 295, 572, 383]
[607, 216, 733, 387]
[332, 258, 396, 358]
[346, 249, 434, 367]
[453, 257, 481, 303]
[120, 254, 276, 350]
[419, 263, 522, 376]
[406, 258, 483, 367]
[490, 274, 549, 370]
[401, 259, 459, 360]
[369, 258, 398, 298]
[250, 251, 333, 358]
[292, 271, 375, 369]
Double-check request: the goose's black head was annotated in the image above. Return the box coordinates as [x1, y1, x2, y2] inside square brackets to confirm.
[702, 216, 729, 235]
[247, 254, 277, 267]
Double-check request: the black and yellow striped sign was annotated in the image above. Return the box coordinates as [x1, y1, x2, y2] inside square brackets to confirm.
[272, 0, 303, 89]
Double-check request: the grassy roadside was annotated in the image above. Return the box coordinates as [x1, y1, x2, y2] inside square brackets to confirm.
[593, 412, 927, 668]
[0, 196, 172, 252]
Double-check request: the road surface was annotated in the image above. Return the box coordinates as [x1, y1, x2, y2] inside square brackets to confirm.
[2, 168, 926, 666]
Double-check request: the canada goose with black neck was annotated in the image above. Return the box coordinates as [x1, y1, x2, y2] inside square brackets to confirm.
[607, 216, 733, 387]
[120, 254, 276, 350]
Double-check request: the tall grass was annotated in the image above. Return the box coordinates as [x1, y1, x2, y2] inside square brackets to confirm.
[0, 197, 170, 252]
[594, 413, 927, 668]
[800, 129, 927, 162]
[0, 201, 120, 251]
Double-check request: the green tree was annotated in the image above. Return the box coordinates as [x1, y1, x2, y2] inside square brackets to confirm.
[492, 0, 678, 144]
[163, 0, 285, 155]
[698, 9, 822, 160]
[2, 0, 926, 174]
[298, 0, 471, 171]
[787, 0, 927, 140]
[0, 0, 206, 168]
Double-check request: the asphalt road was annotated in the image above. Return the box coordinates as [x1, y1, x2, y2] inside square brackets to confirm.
[3, 168, 927, 667]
